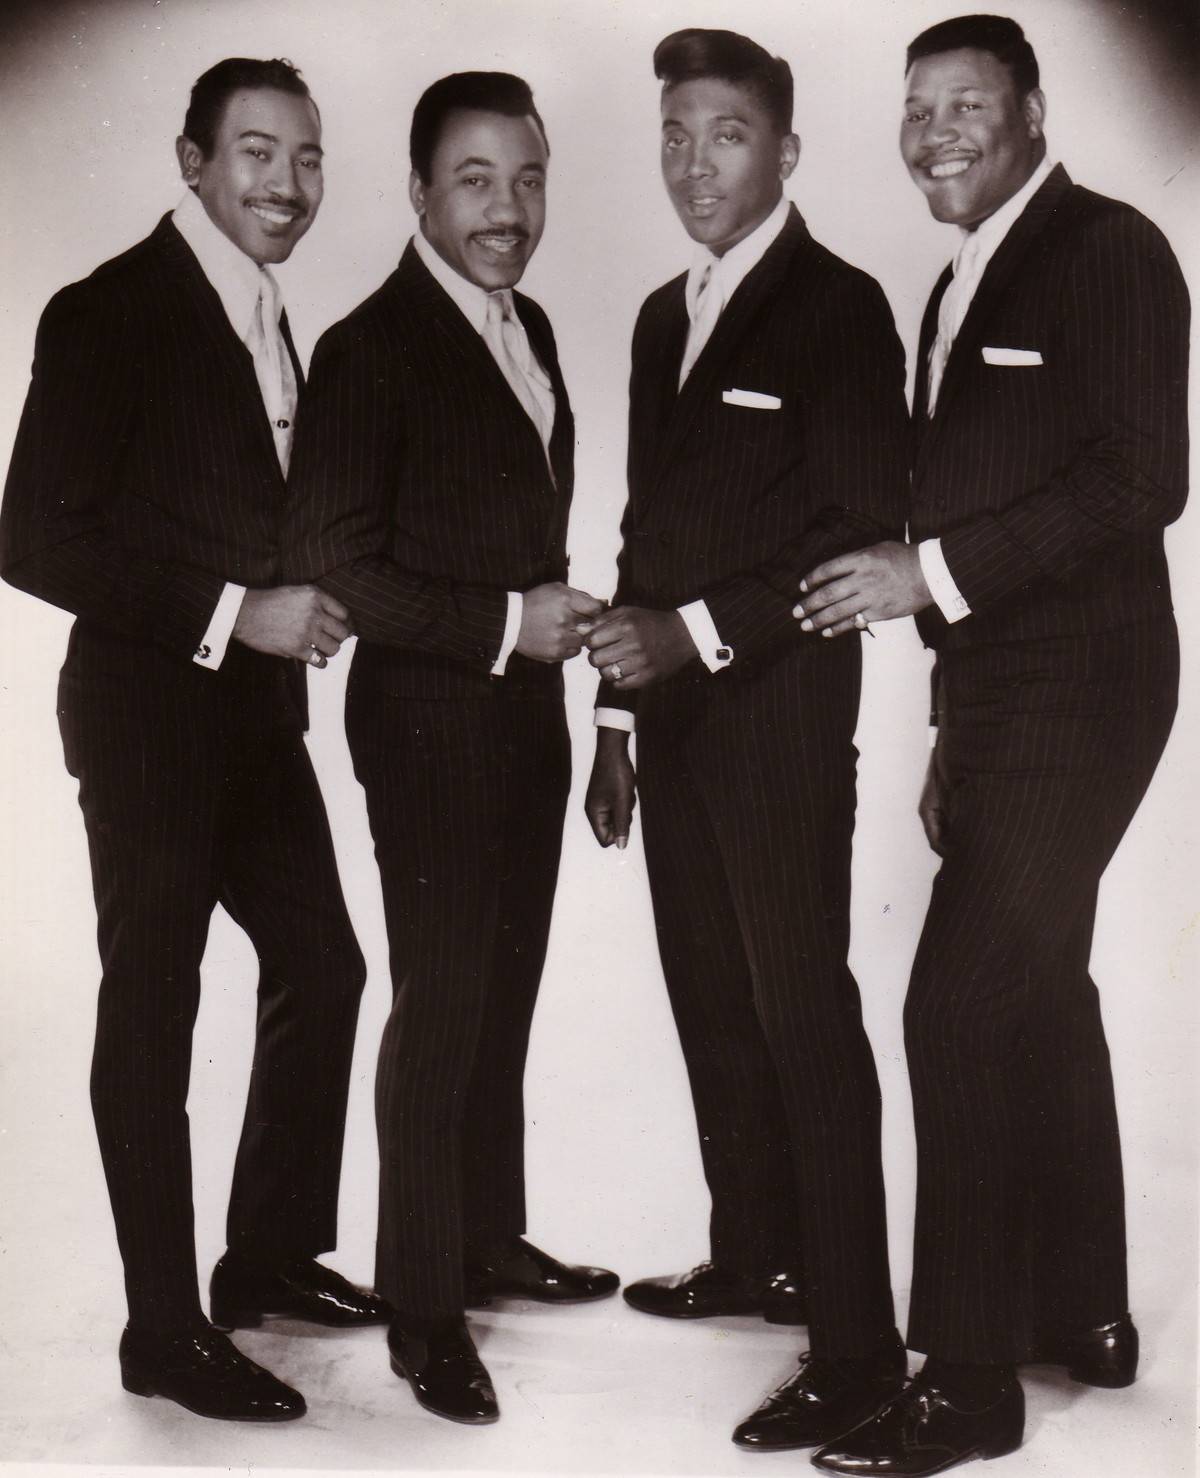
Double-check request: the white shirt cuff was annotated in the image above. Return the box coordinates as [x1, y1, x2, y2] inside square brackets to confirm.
[677, 599, 733, 673]
[491, 591, 523, 676]
[595, 707, 636, 732]
[918, 539, 971, 624]
[193, 582, 246, 670]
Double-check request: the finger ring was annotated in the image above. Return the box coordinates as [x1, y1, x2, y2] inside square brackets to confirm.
[854, 613, 869, 631]
[610, 662, 623, 681]
[309, 647, 323, 666]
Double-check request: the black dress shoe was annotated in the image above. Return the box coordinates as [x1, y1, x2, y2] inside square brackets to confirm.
[1030, 1313, 1138, 1387]
[465, 1237, 619, 1307]
[210, 1251, 390, 1329]
[623, 1260, 806, 1323]
[387, 1315, 499, 1424]
[119, 1322, 306, 1422]
[732, 1340, 907, 1450]
[812, 1375, 1024, 1475]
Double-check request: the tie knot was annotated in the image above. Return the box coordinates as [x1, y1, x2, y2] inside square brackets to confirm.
[487, 290, 513, 325]
[953, 231, 982, 278]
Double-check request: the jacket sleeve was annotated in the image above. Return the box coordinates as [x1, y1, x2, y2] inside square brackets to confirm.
[283, 318, 510, 667]
[0, 283, 225, 658]
[939, 208, 1190, 611]
[699, 272, 910, 659]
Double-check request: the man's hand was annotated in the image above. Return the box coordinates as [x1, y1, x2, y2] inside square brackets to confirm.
[517, 583, 606, 662]
[583, 606, 697, 690]
[585, 728, 636, 849]
[918, 730, 950, 857]
[233, 585, 353, 668]
[794, 541, 932, 637]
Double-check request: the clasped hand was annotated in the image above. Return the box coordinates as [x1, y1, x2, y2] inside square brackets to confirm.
[581, 606, 696, 689]
[793, 540, 932, 637]
[233, 585, 352, 668]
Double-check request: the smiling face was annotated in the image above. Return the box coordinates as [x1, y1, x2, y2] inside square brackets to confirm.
[901, 47, 1045, 229]
[176, 86, 323, 264]
[660, 76, 798, 256]
[410, 108, 548, 291]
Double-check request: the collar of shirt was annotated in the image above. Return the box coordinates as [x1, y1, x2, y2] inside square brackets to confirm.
[172, 188, 280, 340]
[684, 194, 790, 321]
[412, 226, 498, 333]
[954, 155, 1056, 279]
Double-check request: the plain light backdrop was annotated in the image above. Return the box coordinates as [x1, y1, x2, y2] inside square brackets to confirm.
[0, 0, 1195, 1473]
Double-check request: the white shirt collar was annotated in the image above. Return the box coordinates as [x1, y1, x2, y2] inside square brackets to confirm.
[955, 155, 1056, 276]
[412, 226, 496, 333]
[685, 194, 790, 319]
[172, 188, 280, 340]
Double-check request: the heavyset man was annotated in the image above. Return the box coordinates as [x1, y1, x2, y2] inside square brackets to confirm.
[584, 27, 912, 1451]
[0, 58, 387, 1423]
[799, 16, 1188, 1475]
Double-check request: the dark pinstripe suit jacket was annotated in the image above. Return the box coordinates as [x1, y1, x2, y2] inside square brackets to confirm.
[598, 205, 908, 715]
[911, 165, 1190, 652]
[284, 242, 573, 699]
[2, 213, 304, 691]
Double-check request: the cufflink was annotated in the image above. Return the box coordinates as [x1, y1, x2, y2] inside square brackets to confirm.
[195, 644, 212, 660]
[715, 646, 733, 666]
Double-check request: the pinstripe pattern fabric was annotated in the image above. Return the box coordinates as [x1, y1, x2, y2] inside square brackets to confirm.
[911, 167, 1189, 651]
[904, 168, 1188, 1362]
[285, 245, 576, 1318]
[604, 208, 909, 1356]
[1, 218, 366, 1330]
[284, 242, 573, 696]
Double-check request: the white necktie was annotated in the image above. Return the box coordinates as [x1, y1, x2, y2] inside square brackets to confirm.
[245, 268, 298, 474]
[483, 291, 555, 450]
[679, 261, 725, 388]
[926, 230, 984, 416]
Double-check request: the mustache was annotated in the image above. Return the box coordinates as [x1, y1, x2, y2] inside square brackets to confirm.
[245, 194, 309, 215]
[471, 227, 529, 242]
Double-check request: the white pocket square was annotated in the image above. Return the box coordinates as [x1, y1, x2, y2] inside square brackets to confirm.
[982, 346, 1043, 366]
[722, 388, 782, 409]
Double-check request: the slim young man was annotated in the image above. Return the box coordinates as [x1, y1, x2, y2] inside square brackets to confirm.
[799, 17, 1189, 1475]
[1, 58, 386, 1424]
[584, 28, 911, 1450]
[285, 71, 617, 1427]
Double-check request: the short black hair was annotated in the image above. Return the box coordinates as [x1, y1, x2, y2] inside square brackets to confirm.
[410, 72, 548, 183]
[182, 58, 315, 159]
[906, 15, 1039, 99]
[653, 29, 794, 136]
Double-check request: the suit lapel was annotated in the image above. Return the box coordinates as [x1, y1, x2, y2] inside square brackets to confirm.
[919, 166, 1075, 458]
[647, 205, 810, 499]
[155, 215, 287, 484]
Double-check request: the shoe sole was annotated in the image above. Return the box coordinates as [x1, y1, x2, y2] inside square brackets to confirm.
[623, 1297, 802, 1323]
[210, 1303, 389, 1331]
[120, 1370, 306, 1422]
[388, 1354, 500, 1425]
[814, 1439, 1021, 1475]
[466, 1288, 621, 1310]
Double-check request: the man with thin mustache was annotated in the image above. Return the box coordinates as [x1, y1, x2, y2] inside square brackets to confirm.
[286, 70, 617, 1426]
[798, 16, 1189, 1474]
[1, 57, 387, 1424]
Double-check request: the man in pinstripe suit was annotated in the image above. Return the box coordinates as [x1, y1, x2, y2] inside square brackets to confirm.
[583, 29, 911, 1450]
[285, 71, 617, 1427]
[0, 59, 389, 1422]
[799, 17, 1189, 1475]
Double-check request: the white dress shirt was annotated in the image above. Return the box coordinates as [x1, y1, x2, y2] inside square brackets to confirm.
[919, 157, 1057, 625]
[596, 197, 791, 732]
[413, 228, 562, 676]
[174, 188, 295, 671]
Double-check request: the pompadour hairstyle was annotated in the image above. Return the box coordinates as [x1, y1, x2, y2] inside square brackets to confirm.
[409, 71, 548, 183]
[182, 58, 314, 159]
[906, 15, 1040, 98]
[653, 28, 794, 135]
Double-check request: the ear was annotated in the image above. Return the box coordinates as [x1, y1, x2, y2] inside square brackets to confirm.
[779, 132, 800, 181]
[408, 169, 427, 218]
[1023, 88, 1047, 139]
[176, 134, 202, 187]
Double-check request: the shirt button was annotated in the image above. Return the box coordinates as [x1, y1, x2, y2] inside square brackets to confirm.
[276, 418, 290, 429]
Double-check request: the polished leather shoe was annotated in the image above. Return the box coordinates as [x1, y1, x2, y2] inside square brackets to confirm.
[210, 1250, 390, 1329]
[732, 1340, 907, 1450]
[119, 1322, 306, 1422]
[465, 1237, 619, 1307]
[387, 1315, 499, 1424]
[1030, 1313, 1138, 1387]
[623, 1261, 806, 1324]
[812, 1375, 1024, 1475]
